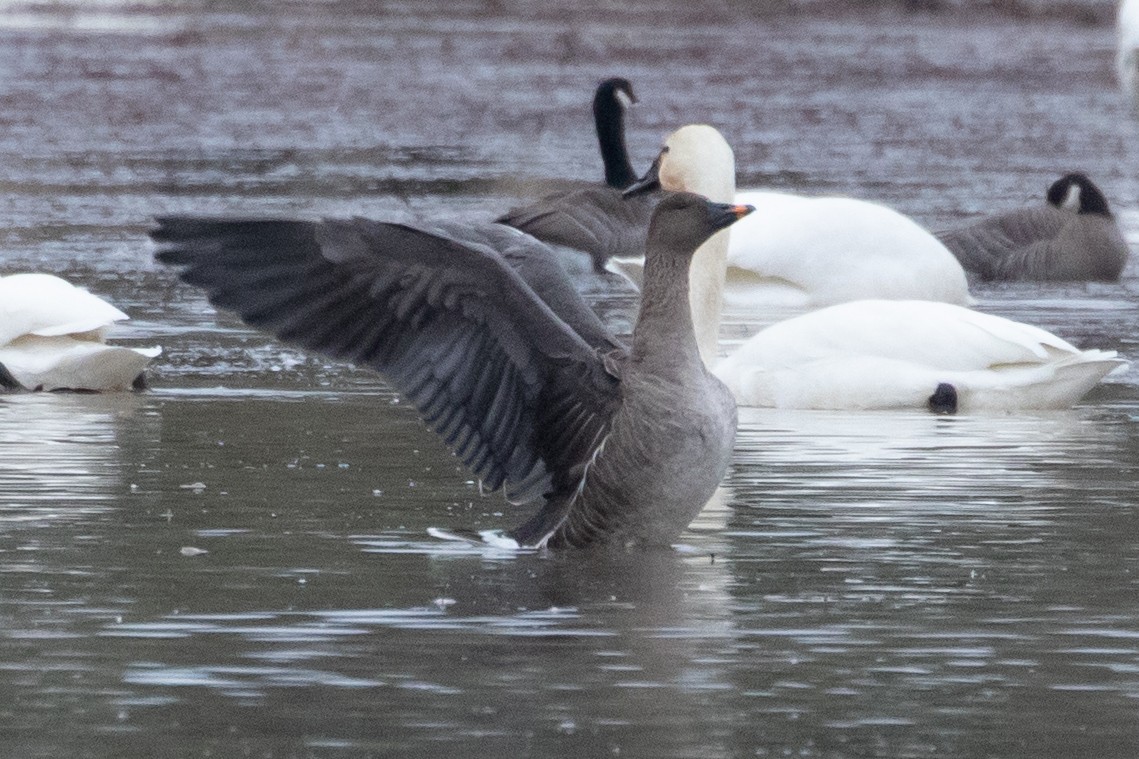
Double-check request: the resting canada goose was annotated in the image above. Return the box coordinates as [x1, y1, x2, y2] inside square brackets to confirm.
[625, 126, 1124, 412]
[935, 173, 1129, 282]
[152, 192, 751, 549]
[497, 77, 659, 274]
[0, 273, 161, 392]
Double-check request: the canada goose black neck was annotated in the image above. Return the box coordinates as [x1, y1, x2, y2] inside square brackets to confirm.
[1047, 173, 1112, 217]
[594, 77, 636, 189]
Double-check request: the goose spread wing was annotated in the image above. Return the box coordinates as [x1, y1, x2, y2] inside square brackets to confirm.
[496, 188, 656, 271]
[394, 218, 623, 352]
[152, 217, 624, 505]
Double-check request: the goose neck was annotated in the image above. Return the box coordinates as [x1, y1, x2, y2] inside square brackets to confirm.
[632, 251, 700, 369]
[595, 98, 635, 189]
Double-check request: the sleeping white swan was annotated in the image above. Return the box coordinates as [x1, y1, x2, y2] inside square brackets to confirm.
[1119, 0, 1139, 108]
[608, 188, 971, 309]
[723, 190, 972, 308]
[0, 273, 161, 391]
[625, 125, 1124, 412]
[713, 299, 1124, 412]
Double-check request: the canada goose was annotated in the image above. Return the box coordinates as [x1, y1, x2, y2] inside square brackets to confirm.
[592, 77, 638, 190]
[0, 273, 161, 392]
[935, 173, 1129, 282]
[625, 126, 1124, 412]
[151, 192, 752, 548]
[497, 77, 659, 275]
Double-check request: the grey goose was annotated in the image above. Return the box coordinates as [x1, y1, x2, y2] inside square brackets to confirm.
[151, 192, 752, 549]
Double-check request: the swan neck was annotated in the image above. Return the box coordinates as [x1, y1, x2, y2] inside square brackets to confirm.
[689, 229, 728, 367]
[685, 168, 734, 368]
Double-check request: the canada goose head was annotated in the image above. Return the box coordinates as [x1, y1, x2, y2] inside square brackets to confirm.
[624, 124, 735, 203]
[595, 77, 636, 113]
[1046, 173, 1112, 217]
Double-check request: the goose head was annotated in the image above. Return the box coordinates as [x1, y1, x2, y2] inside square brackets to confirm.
[1046, 173, 1112, 217]
[595, 77, 636, 113]
[646, 191, 754, 263]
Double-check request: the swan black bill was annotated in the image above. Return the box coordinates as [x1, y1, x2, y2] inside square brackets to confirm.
[622, 152, 662, 197]
[0, 362, 21, 391]
[928, 382, 958, 415]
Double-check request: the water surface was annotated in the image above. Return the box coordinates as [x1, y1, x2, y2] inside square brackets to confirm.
[2, 2, 1139, 757]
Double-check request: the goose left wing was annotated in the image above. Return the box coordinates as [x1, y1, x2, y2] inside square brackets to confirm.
[496, 188, 656, 272]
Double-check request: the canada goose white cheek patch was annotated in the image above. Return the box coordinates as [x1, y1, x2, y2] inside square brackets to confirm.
[1062, 183, 1082, 212]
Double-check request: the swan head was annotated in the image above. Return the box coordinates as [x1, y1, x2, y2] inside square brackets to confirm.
[1046, 172, 1112, 217]
[624, 124, 736, 203]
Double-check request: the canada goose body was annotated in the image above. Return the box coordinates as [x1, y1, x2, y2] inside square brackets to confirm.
[936, 173, 1129, 281]
[497, 78, 659, 274]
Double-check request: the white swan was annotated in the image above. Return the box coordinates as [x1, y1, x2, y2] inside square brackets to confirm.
[723, 190, 972, 308]
[0, 273, 161, 391]
[1119, 0, 1139, 108]
[628, 125, 1124, 412]
[714, 300, 1124, 412]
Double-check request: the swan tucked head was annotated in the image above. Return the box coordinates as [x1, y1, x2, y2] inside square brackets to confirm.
[647, 192, 753, 261]
[1046, 172, 1112, 217]
[624, 124, 735, 203]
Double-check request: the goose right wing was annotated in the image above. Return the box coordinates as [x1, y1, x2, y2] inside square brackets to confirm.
[152, 217, 624, 507]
